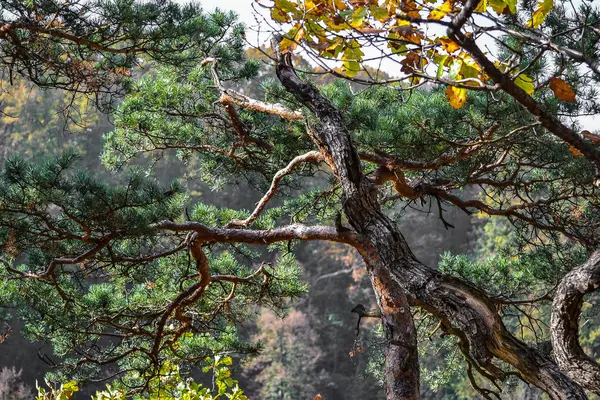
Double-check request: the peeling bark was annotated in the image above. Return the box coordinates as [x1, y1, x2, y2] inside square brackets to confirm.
[272, 40, 421, 399]
[551, 249, 600, 395]
[272, 40, 588, 399]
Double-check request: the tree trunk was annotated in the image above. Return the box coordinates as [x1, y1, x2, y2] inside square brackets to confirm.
[273, 44, 588, 399]
[551, 249, 600, 395]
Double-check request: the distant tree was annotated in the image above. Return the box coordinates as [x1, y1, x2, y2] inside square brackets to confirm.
[243, 309, 327, 399]
[0, 367, 33, 400]
[0, 1, 599, 399]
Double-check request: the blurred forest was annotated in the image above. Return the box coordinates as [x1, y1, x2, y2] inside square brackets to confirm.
[0, 48, 598, 400]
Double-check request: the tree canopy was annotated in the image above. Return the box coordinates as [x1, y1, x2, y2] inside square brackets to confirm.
[1, 0, 600, 399]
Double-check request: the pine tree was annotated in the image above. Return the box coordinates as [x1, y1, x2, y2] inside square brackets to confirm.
[0, 1, 600, 399]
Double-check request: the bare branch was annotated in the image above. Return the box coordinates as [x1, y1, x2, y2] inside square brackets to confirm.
[227, 151, 324, 227]
[487, 26, 600, 77]
[203, 58, 303, 121]
[152, 220, 365, 248]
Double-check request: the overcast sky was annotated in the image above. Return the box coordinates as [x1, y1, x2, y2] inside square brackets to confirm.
[200, 0, 263, 28]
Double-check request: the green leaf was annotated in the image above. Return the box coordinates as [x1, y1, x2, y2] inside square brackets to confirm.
[436, 55, 449, 79]
[342, 61, 361, 77]
[349, 7, 368, 28]
[274, 0, 298, 13]
[514, 73, 535, 95]
[341, 39, 364, 77]
[370, 5, 390, 22]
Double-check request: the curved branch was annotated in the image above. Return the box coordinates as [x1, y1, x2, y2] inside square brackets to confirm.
[358, 120, 511, 172]
[222, 101, 273, 151]
[150, 235, 211, 358]
[551, 249, 600, 395]
[227, 151, 324, 227]
[487, 26, 600, 77]
[152, 221, 365, 248]
[272, 36, 421, 399]
[422, 185, 595, 246]
[219, 91, 304, 120]
[2, 23, 150, 55]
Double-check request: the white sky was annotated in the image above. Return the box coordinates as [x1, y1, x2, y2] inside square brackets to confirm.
[200, 0, 262, 27]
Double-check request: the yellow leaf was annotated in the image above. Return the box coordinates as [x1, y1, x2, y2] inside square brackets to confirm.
[303, 0, 315, 9]
[331, 0, 347, 11]
[439, 37, 460, 53]
[549, 77, 576, 103]
[349, 7, 368, 28]
[385, 0, 400, 14]
[271, 7, 290, 23]
[489, 0, 510, 14]
[445, 86, 467, 109]
[280, 24, 306, 52]
[474, 0, 487, 12]
[429, 0, 452, 20]
[514, 73, 534, 95]
[528, 0, 553, 28]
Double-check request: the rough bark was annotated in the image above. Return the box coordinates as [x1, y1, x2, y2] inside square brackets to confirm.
[272, 41, 588, 399]
[271, 40, 421, 400]
[551, 249, 600, 395]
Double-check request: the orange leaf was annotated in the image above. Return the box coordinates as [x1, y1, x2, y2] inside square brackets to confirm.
[400, 52, 424, 73]
[439, 37, 460, 53]
[400, 0, 421, 19]
[114, 66, 131, 77]
[313, 395, 323, 400]
[445, 86, 467, 109]
[569, 146, 583, 157]
[582, 130, 600, 145]
[549, 77, 576, 103]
